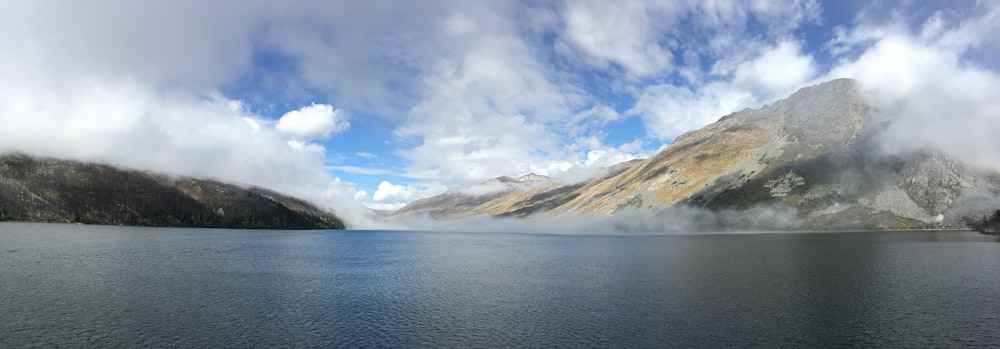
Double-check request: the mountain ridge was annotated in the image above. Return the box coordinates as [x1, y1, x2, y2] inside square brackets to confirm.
[0, 153, 345, 229]
[391, 78, 1000, 231]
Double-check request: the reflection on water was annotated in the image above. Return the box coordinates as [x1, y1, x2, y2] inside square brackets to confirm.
[1, 223, 998, 347]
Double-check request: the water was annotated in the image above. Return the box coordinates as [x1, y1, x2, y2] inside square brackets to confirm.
[2, 222, 999, 348]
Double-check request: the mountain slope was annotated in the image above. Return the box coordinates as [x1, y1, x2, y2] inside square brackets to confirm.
[393, 173, 563, 219]
[0, 154, 345, 229]
[393, 79, 1000, 230]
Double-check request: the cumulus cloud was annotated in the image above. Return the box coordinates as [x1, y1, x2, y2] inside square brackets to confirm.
[823, 6, 1000, 171]
[627, 39, 818, 141]
[286, 140, 327, 154]
[561, 0, 677, 76]
[275, 103, 349, 140]
[558, 0, 821, 78]
[392, 2, 717, 188]
[0, 2, 355, 97]
[583, 139, 646, 167]
[567, 105, 623, 137]
[365, 181, 446, 211]
[393, 8, 591, 185]
[732, 41, 816, 97]
[628, 82, 753, 140]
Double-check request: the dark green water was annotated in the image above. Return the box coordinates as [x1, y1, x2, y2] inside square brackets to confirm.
[1, 222, 999, 348]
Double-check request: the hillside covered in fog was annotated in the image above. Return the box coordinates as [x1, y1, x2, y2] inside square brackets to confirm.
[0, 154, 345, 230]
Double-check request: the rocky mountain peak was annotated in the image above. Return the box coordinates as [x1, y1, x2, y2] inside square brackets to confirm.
[392, 78, 1000, 231]
[516, 174, 549, 182]
[774, 78, 871, 149]
[493, 174, 549, 183]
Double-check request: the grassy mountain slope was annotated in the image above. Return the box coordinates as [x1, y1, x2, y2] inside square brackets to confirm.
[392, 79, 1000, 230]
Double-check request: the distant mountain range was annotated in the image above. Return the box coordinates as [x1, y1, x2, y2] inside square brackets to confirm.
[0, 154, 344, 229]
[392, 79, 1000, 231]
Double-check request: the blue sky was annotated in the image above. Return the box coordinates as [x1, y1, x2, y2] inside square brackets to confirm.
[2, 0, 1000, 222]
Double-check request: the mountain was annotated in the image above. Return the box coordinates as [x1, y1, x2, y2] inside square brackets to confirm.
[393, 173, 559, 219]
[392, 79, 1000, 230]
[0, 154, 345, 229]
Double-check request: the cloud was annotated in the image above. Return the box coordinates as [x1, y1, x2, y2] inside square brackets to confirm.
[275, 103, 349, 140]
[455, 181, 515, 196]
[365, 181, 446, 211]
[748, 0, 822, 31]
[823, 6, 1000, 171]
[0, 27, 374, 227]
[557, 0, 821, 78]
[566, 105, 623, 137]
[326, 165, 396, 176]
[354, 0, 825, 204]
[0, 1, 269, 89]
[628, 82, 753, 140]
[550, 2, 821, 142]
[286, 140, 326, 154]
[0, 76, 389, 230]
[583, 140, 645, 167]
[393, 7, 589, 185]
[392, 204, 800, 234]
[0, 1, 362, 197]
[561, 0, 678, 76]
[732, 41, 816, 97]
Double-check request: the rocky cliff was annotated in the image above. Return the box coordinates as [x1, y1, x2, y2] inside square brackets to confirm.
[0, 154, 345, 229]
[393, 79, 1000, 230]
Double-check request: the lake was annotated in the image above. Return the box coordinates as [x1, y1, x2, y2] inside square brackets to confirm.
[1, 222, 999, 348]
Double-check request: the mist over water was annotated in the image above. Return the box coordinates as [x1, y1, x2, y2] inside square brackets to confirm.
[392, 204, 800, 235]
[3, 222, 999, 348]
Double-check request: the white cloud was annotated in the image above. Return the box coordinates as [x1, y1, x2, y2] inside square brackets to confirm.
[583, 140, 645, 167]
[354, 190, 368, 201]
[562, 0, 677, 76]
[373, 181, 418, 202]
[554, 0, 824, 143]
[628, 82, 754, 140]
[366, 181, 446, 211]
[443, 13, 478, 36]
[275, 103, 349, 140]
[0, 76, 386, 228]
[748, 0, 822, 32]
[355, 151, 378, 159]
[326, 165, 396, 176]
[558, 0, 821, 78]
[823, 9, 1000, 171]
[732, 41, 816, 97]
[286, 140, 326, 153]
[391, 3, 690, 189]
[0, 56, 374, 227]
[0, 1, 268, 89]
[394, 10, 587, 185]
[567, 105, 622, 137]
[627, 39, 817, 141]
[456, 181, 515, 196]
